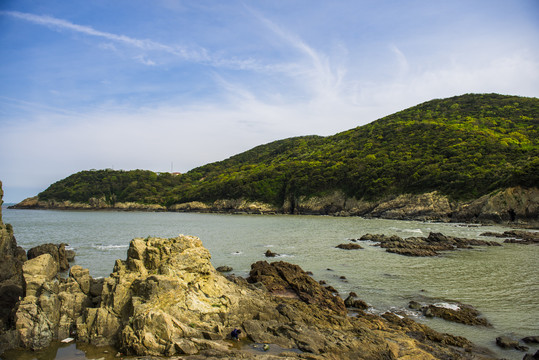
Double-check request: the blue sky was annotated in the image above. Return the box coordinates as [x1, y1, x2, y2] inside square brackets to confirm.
[1, 0, 538, 203]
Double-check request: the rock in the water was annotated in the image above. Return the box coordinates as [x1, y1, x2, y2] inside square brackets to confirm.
[344, 293, 369, 310]
[481, 230, 539, 245]
[216, 265, 233, 272]
[423, 303, 491, 327]
[496, 335, 529, 351]
[408, 301, 422, 310]
[336, 243, 363, 250]
[264, 249, 278, 257]
[523, 336, 539, 344]
[359, 232, 501, 257]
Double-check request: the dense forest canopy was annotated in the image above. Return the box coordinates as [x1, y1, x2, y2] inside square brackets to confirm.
[38, 94, 539, 207]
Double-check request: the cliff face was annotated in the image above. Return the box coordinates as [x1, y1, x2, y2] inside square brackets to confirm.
[288, 187, 539, 225]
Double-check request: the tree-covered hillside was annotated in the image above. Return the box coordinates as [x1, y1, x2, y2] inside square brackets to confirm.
[38, 94, 539, 207]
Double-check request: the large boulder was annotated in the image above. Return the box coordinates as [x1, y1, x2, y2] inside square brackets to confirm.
[13, 254, 94, 350]
[27, 243, 70, 272]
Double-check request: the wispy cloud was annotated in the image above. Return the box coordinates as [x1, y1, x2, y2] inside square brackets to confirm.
[253, 10, 346, 101]
[2, 10, 208, 61]
[0, 10, 268, 70]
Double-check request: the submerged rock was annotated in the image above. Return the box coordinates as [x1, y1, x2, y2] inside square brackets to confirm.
[336, 243, 363, 250]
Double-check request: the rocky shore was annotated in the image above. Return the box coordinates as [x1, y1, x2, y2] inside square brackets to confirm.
[1, 232, 502, 359]
[2, 181, 538, 359]
[10, 186, 539, 226]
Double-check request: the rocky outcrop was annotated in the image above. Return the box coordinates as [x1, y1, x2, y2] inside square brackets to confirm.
[247, 260, 347, 316]
[170, 198, 278, 214]
[359, 232, 502, 257]
[12, 257, 95, 350]
[0, 181, 27, 349]
[10, 196, 166, 212]
[27, 243, 70, 272]
[455, 186, 539, 225]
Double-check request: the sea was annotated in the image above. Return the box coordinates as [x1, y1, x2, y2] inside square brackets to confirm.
[1, 206, 538, 360]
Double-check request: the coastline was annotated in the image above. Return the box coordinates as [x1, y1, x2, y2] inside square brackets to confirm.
[9, 186, 539, 228]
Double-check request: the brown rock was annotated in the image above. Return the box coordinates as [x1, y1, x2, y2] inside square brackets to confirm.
[264, 249, 278, 257]
[423, 304, 491, 327]
[336, 243, 363, 250]
[27, 243, 70, 272]
[247, 260, 347, 315]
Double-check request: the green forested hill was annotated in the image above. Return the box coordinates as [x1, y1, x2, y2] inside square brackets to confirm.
[38, 94, 539, 208]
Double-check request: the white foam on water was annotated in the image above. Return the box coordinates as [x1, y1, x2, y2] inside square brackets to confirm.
[92, 244, 129, 250]
[433, 302, 461, 311]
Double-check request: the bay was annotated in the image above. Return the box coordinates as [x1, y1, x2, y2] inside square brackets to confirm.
[2, 207, 538, 360]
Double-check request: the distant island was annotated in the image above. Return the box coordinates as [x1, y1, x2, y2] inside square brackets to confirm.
[12, 93, 539, 226]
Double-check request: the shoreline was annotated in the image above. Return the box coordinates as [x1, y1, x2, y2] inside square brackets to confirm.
[8, 196, 539, 229]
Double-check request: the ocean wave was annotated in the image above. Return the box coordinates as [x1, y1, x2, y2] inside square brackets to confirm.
[92, 244, 129, 251]
[402, 228, 423, 234]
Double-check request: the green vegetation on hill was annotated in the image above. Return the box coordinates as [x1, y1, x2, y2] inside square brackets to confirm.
[38, 94, 539, 207]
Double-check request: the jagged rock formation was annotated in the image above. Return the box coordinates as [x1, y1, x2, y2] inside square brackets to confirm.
[0, 181, 27, 347]
[358, 232, 502, 257]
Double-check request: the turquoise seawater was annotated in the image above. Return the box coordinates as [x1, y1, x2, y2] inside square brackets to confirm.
[2, 207, 538, 359]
